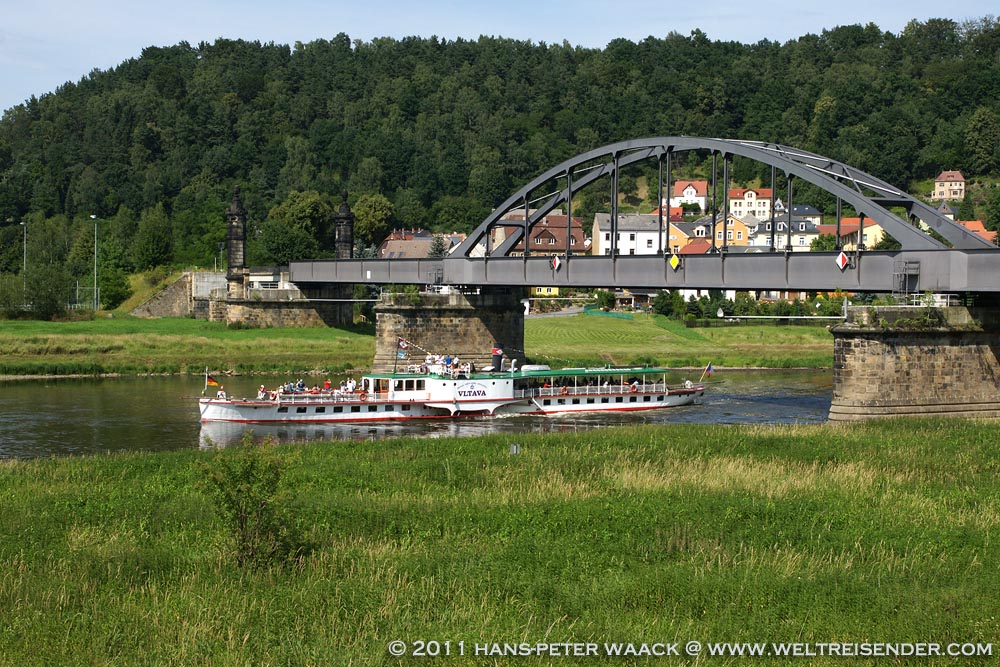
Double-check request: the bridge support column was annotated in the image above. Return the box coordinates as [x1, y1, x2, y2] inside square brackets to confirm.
[829, 306, 1000, 421]
[373, 289, 526, 373]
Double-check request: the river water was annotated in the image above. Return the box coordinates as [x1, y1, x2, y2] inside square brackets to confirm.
[0, 370, 832, 459]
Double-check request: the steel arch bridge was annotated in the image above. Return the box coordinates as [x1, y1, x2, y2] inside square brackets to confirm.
[291, 137, 1000, 293]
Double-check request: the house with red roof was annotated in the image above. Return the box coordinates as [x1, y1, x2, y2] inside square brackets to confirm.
[956, 220, 997, 245]
[728, 188, 773, 220]
[668, 180, 708, 212]
[814, 217, 885, 250]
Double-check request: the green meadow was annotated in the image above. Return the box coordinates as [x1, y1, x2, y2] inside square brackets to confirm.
[1, 420, 996, 665]
[0, 312, 833, 377]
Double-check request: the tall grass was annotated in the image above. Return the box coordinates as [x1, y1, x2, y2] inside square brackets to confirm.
[0, 420, 995, 665]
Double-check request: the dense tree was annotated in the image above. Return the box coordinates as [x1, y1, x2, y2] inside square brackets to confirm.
[351, 193, 394, 247]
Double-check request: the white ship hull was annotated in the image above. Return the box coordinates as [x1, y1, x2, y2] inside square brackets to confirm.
[199, 365, 705, 425]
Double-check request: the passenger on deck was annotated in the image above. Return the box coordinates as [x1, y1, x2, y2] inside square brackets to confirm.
[216, 386, 227, 399]
[257, 385, 267, 400]
[323, 378, 331, 391]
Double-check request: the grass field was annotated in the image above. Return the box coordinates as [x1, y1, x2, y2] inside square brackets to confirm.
[527, 313, 833, 368]
[0, 317, 376, 376]
[0, 312, 832, 377]
[0, 419, 995, 665]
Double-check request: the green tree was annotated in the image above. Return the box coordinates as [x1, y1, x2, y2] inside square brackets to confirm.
[99, 266, 133, 309]
[427, 234, 449, 258]
[810, 234, 838, 251]
[983, 187, 1000, 233]
[352, 193, 394, 248]
[131, 204, 174, 270]
[268, 190, 334, 249]
[965, 107, 1000, 175]
[25, 265, 72, 320]
[248, 218, 321, 266]
[595, 289, 615, 310]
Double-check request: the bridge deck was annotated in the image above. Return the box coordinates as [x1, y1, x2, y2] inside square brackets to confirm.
[291, 250, 1000, 293]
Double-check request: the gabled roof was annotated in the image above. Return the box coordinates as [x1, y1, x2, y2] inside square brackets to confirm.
[729, 188, 773, 199]
[815, 217, 880, 238]
[673, 180, 708, 196]
[379, 238, 438, 259]
[956, 220, 997, 244]
[935, 170, 965, 183]
[678, 238, 713, 254]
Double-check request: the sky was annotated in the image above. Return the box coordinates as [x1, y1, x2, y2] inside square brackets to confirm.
[1, 0, 996, 113]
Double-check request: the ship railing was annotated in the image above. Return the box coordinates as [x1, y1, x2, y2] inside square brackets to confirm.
[516, 382, 674, 399]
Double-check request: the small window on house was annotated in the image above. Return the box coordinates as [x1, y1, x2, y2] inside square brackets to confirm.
[737, 231, 743, 240]
[629, 233, 636, 241]
[646, 239, 653, 248]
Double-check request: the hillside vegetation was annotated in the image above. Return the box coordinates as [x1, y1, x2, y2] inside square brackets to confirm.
[1, 18, 1000, 309]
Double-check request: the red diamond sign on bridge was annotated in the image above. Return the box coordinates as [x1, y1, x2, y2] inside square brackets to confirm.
[836, 251, 850, 271]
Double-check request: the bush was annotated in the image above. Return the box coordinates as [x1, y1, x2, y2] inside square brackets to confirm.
[201, 433, 309, 568]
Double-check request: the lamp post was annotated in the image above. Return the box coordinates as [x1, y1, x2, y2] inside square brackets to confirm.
[20, 221, 26, 299]
[90, 215, 98, 310]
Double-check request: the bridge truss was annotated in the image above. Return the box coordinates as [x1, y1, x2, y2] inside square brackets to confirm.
[291, 138, 1000, 293]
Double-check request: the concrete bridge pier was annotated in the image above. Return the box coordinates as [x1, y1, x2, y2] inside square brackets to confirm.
[373, 289, 526, 373]
[829, 306, 1000, 421]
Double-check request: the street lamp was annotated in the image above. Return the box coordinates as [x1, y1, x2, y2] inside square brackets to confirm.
[90, 215, 98, 310]
[20, 221, 26, 299]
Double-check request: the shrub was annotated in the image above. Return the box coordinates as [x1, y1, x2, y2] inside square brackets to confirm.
[201, 433, 309, 568]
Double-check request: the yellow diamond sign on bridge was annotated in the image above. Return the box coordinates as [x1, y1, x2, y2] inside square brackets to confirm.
[669, 254, 681, 270]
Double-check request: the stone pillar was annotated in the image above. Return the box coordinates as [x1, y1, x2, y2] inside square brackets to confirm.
[373, 289, 527, 372]
[324, 191, 355, 324]
[225, 186, 247, 299]
[829, 306, 1000, 421]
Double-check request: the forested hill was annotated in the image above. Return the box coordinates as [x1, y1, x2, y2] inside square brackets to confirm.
[1, 19, 999, 279]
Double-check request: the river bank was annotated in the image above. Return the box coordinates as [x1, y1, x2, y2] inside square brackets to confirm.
[0, 419, 994, 665]
[0, 314, 834, 377]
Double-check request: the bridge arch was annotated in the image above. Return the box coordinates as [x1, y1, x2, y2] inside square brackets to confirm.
[452, 137, 992, 257]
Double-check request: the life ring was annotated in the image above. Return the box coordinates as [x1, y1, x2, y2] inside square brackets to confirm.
[560, 386, 569, 396]
[629, 385, 638, 393]
[359, 391, 368, 401]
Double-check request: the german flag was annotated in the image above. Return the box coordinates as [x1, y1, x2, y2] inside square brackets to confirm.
[206, 375, 220, 387]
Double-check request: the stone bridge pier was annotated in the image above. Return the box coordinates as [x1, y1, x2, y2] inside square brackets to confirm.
[829, 306, 1000, 421]
[373, 289, 526, 373]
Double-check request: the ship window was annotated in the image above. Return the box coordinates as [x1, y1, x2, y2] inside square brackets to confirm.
[572, 398, 580, 405]
[296, 407, 307, 413]
[557, 399, 565, 405]
[643, 395, 651, 402]
[657, 395, 664, 401]
[384, 405, 393, 411]
[543, 399, 551, 406]
[350, 406, 360, 413]
[417, 380, 425, 390]
[277, 407, 288, 413]
[601, 398, 609, 403]
[405, 380, 414, 390]
[630, 396, 637, 402]
[315, 407, 326, 413]
[587, 398, 594, 404]
[615, 397, 623, 403]
[334, 406, 343, 413]
[368, 405, 377, 412]
[401, 404, 411, 411]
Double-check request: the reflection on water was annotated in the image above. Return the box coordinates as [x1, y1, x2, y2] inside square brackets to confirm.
[0, 370, 832, 458]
